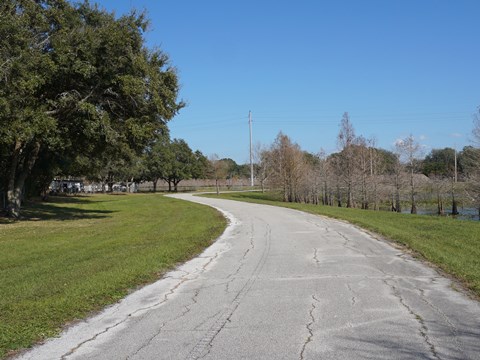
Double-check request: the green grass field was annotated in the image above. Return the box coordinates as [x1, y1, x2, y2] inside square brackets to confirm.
[204, 191, 480, 298]
[0, 194, 226, 359]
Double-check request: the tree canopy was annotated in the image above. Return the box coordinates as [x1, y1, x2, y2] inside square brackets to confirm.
[142, 135, 208, 192]
[0, 0, 183, 216]
[422, 148, 458, 178]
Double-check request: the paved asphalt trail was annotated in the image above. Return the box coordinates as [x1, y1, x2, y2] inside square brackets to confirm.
[16, 194, 480, 360]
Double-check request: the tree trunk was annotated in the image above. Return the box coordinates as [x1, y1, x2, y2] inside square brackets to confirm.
[452, 199, 458, 216]
[346, 184, 353, 208]
[361, 172, 367, 209]
[153, 179, 157, 192]
[337, 186, 342, 207]
[173, 180, 180, 192]
[6, 141, 22, 218]
[215, 178, 219, 195]
[411, 193, 417, 214]
[322, 182, 327, 205]
[361, 176, 368, 209]
[126, 177, 133, 193]
[6, 187, 22, 218]
[451, 181, 459, 215]
[410, 169, 417, 214]
[372, 172, 378, 210]
[437, 194, 444, 215]
[395, 176, 402, 213]
[6, 141, 41, 218]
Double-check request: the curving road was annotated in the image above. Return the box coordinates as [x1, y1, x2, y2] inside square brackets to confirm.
[16, 193, 480, 359]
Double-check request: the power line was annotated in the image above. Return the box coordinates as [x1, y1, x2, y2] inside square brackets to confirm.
[168, 110, 473, 132]
[249, 111, 253, 187]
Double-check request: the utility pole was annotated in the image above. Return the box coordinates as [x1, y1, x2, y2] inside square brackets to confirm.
[454, 145, 458, 183]
[249, 111, 254, 187]
[452, 144, 459, 215]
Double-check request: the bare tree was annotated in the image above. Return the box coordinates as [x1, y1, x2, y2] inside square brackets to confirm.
[473, 107, 480, 145]
[357, 136, 370, 209]
[209, 154, 228, 195]
[391, 149, 403, 213]
[466, 109, 480, 218]
[254, 143, 271, 193]
[329, 153, 344, 207]
[396, 135, 422, 214]
[369, 138, 381, 210]
[428, 176, 448, 215]
[451, 172, 459, 216]
[337, 112, 357, 208]
[303, 151, 323, 205]
[317, 149, 331, 205]
[269, 132, 306, 202]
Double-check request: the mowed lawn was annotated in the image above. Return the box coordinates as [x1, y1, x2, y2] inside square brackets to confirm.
[0, 194, 226, 358]
[204, 191, 480, 298]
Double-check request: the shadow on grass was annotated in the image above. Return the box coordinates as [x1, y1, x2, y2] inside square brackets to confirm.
[23, 203, 114, 222]
[0, 197, 115, 223]
[22, 198, 114, 221]
[41, 195, 94, 204]
[42, 195, 118, 204]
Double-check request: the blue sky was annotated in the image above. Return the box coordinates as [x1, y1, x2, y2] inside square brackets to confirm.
[94, 0, 479, 163]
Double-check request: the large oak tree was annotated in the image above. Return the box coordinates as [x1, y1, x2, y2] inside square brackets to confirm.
[0, 0, 183, 217]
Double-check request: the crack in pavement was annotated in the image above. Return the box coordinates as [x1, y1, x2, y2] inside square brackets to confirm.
[383, 279, 441, 360]
[335, 230, 371, 257]
[417, 288, 467, 358]
[193, 310, 223, 332]
[199, 253, 219, 273]
[299, 295, 320, 360]
[60, 276, 190, 359]
[385, 252, 410, 266]
[313, 248, 320, 266]
[225, 222, 256, 293]
[346, 283, 357, 306]
[126, 289, 201, 360]
[336, 230, 350, 247]
[187, 281, 252, 359]
[186, 223, 272, 360]
[58, 251, 225, 360]
[307, 219, 331, 233]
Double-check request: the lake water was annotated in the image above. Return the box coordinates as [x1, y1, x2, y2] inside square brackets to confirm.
[401, 207, 479, 221]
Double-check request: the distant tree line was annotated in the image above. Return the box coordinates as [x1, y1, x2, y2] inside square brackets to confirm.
[256, 110, 480, 218]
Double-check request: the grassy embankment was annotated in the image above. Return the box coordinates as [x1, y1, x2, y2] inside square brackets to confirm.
[0, 194, 226, 359]
[203, 191, 480, 297]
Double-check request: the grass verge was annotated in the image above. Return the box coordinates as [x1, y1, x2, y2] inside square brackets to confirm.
[0, 194, 226, 359]
[203, 191, 480, 298]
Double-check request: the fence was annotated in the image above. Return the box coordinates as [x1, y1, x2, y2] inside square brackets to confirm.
[137, 178, 257, 193]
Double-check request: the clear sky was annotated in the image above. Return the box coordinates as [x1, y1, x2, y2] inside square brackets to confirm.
[93, 0, 479, 163]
